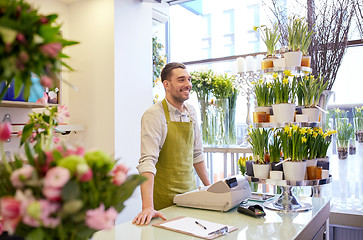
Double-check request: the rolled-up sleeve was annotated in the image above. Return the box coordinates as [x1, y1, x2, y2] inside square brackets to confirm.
[189, 106, 205, 164]
[137, 109, 165, 175]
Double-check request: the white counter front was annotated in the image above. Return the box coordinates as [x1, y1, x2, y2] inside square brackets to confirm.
[93, 197, 330, 240]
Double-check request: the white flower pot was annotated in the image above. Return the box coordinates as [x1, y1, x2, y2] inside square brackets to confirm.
[255, 106, 272, 115]
[283, 161, 306, 181]
[253, 164, 270, 179]
[284, 51, 303, 67]
[270, 170, 283, 180]
[302, 107, 320, 122]
[273, 58, 286, 68]
[272, 103, 295, 123]
[295, 114, 308, 122]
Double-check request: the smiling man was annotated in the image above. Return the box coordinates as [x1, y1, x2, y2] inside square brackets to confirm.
[133, 62, 210, 225]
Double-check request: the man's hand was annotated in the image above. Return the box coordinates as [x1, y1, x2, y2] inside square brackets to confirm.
[132, 207, 166, 225]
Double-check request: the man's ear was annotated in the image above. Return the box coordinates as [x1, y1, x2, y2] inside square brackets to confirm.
[163, 80, 168, 89]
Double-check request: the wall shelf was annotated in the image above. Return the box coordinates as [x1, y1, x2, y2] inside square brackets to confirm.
[0, 101, 58, 109]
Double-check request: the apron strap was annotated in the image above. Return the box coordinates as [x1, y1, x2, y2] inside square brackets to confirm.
[162, 99, 171, 123]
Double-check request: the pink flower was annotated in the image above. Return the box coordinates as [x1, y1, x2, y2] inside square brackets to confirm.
[22, 200, 60, 228]
[56, 145, 85, 157]
[16, 33, 26, 44]
[44, 167, 71, 188]
[40, 75, 53, 88]
[0, 121, 12, 141]
[76, 164, 93, 182]
[0, 197, 21, 234]
[39, 42, 62, 58]
[36, 92, 48, 106]
[10, 165, 35, 188]
[85, 204, 118, 230]
[57, 105, 70, 124]
[42, 186, 62, 202]
[0, 197, 21, 219]
[112, 164, 129, 186]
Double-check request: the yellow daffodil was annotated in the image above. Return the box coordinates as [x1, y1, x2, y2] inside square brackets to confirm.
[251, 81, 256, 85]
[323, 133, 328, 138]
[307, 128, 313, 134]
[335, 108, 341, 113]
[301, 136, 307, 143]
[258, 79, 264, 84]
[313, 132, 318, 138]
[284, 70, 292, 76]
[267, 83, 272, 88]
[282, 78, 289, 84]
[284, 125, 290, 133]
[273, 72, 278, 79]
[300, 128, 307, 135]
[253, 26, 258, 31]
[292, 124, 299, 132]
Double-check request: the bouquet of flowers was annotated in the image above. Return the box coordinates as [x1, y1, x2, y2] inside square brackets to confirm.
[296, 75, 327, 107]
[278, 124, 308, 161]
[237, 156, 252, 176]
[190, 69, 214, 100]
[0, 106, 145, 240]
[0, 0, 78, 101]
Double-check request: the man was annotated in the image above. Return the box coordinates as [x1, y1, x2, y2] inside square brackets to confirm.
[133, 62, 210, 225]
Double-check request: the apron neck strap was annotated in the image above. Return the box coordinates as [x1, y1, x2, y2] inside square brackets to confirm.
[162, 99, 171, 122]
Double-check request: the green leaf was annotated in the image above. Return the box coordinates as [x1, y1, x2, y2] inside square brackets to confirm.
[24, 142, 36, 166]
[20, 123, 34, 146]
[60, 61, 74, 71]
[25, 227, 44, 240]
[39, 25, 61, 42]
[62, 180, 81, 201]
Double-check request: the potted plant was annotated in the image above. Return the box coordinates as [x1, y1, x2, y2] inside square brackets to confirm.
[300, 21, 314, 67]
[334, 109, 354, 159]
[353, 106, 363, 142]
[271, 71, 297, 123]
[284, 16, 304, 67]
[269, 130, 283, 174]
[228, 77, 239, 145]
[252, 79, 273, 121]
[212, 73, 234, 146]
[254, 24, 280, 70]
[296, 75, 328, 122]
[191, 69, 215, 145]
[278, 124, 307, 181]
[248, 127, 271, 179]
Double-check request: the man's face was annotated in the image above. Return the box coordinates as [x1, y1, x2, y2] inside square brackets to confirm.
[164, 68, 192, 104]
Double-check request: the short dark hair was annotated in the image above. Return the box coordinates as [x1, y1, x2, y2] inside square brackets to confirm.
[161, 62, 186, 82]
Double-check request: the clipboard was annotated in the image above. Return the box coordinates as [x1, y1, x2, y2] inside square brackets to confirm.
[152, 216, 237, 239]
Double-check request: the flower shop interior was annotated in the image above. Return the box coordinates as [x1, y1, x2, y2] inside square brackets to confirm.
[1, 0, 363, 239]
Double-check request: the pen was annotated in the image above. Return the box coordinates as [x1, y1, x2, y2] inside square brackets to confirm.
[195, 221, 207, 230]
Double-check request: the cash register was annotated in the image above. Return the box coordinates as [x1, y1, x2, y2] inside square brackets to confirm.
[173, 175, 251, 212]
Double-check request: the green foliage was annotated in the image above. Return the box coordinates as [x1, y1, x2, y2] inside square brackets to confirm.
[152, 36, 166, 87]
[296, 74, 328, 107]
[271, 70, 297, 104]
[248, 127, 271, 164]
[212, 73, 234, 99]
[0, 0, 79, 101]
[287, 16, 305, 51]
[254, 24, 280, 56]
[269, 131, 281, 162]
[190, 69, 215, 99]
[253, 79, 273, 107]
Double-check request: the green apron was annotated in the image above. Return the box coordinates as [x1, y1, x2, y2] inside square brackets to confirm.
[153, 99, 196, 210]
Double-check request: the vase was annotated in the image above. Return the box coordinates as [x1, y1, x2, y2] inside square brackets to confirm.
[357, 131, 363, 143]
[284, 51, 302, 67]
[253, 164, 270, 179]
[272, 103, 295, 123]
[301, 107, 320, 122]
[214, 98, 229, 146]
[349, 139, 356, 155]
[337, 139, 348, 159]
[270, 161, 283, 171]
[198, 97, 209, 145]
[305, 159, 317, 180]
[228, 93, 237, 145]
[301, 55, 311, 67]
[318, 90, 334, 131]
[283, 161, 306, 181]
[246, 160, 254, 176]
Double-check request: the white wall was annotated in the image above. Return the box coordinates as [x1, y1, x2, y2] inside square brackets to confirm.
[114, 0, 153, 224]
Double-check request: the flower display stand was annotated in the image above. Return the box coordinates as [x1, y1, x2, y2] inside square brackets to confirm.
[245, 175, 332, 212]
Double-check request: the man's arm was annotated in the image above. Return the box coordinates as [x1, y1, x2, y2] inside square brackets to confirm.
[193, 161, 211, 186]
[132, 172, 166, 225]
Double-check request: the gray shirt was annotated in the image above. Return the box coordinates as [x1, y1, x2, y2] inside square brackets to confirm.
[137, 99, 204, 175]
